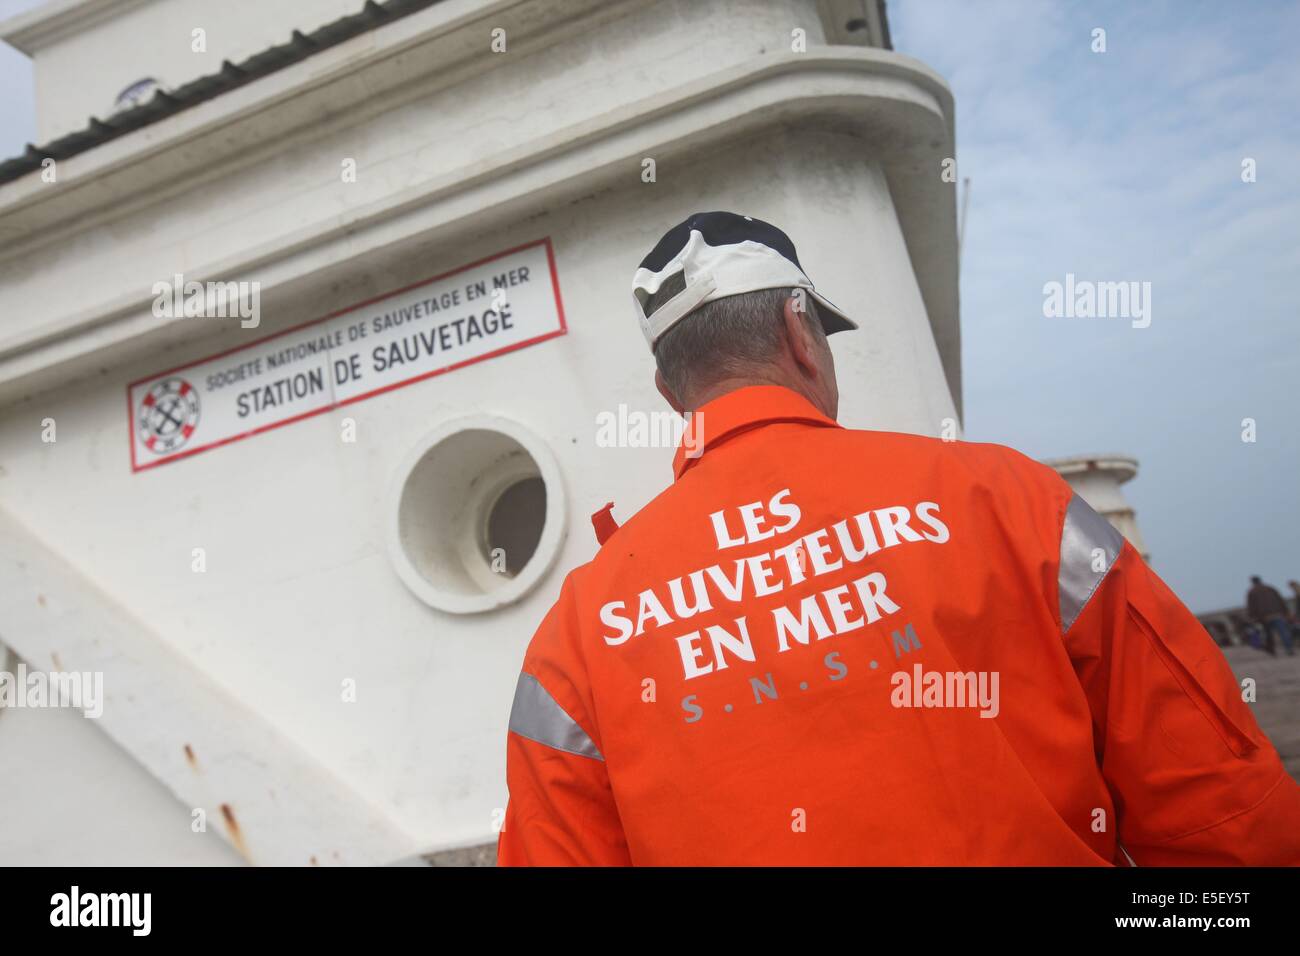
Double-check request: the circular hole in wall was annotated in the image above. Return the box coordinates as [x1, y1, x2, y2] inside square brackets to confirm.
[388, 417, 566, 614]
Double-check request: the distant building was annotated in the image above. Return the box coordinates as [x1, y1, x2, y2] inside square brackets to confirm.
[1045, 454, 1150, 562]
[1044, 455, 1265, 648]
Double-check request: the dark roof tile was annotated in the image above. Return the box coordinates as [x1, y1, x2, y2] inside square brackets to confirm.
[0, 0, 442, 187]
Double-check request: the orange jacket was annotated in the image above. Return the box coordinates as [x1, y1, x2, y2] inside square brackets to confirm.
[498, 385, 1300, 865]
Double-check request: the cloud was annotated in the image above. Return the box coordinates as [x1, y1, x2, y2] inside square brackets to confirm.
[892, 0, 1300, 611]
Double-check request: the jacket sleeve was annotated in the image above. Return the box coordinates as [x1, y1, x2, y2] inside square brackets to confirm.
[497, 573, 632, 866]
[1057, 493, 1300, 865]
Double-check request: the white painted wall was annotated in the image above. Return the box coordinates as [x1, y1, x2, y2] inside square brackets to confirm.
[0, 652, 244, 865]
[0, 0, 832, 342]
[0, 0, 959, 863]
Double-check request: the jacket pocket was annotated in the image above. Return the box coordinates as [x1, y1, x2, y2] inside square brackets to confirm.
[1126, 603, 1259, 759]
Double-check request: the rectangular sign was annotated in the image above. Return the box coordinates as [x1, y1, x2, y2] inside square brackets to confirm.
[128, 238, 566, 472]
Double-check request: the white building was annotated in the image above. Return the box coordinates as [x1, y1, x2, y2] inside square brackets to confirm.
[1044, 454, 1149, 562]
[0, 0, 960, 864]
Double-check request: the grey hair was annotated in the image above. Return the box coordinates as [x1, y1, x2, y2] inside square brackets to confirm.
[647, 271, 822, 402]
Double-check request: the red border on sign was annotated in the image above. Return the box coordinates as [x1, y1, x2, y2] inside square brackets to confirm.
[128, 237, 568, 473]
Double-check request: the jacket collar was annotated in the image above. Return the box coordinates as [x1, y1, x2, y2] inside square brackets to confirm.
[672, 385, 841, 480]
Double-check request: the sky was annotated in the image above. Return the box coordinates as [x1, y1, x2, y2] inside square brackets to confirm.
[890, 0, 1300, 612]
[0, 0, 38, 151]
[0, 0, 1296, 612]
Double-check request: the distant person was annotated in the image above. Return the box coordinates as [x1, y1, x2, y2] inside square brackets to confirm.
[1246, 576, 1295, 656]
[1289, 580, 1300, 618]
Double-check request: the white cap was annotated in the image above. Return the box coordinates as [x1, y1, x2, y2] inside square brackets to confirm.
[632, 211, 858, 350]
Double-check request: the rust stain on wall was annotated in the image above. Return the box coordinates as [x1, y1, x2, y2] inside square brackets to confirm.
[220, 803, 252, 862]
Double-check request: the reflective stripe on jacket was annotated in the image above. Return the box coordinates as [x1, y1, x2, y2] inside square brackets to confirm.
[498, 386, 1300, 865]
